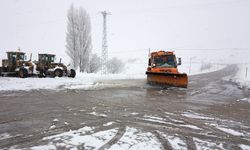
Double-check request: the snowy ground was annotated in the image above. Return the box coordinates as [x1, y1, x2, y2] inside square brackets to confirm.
[0, 63, 225, 91]
[1, 66, 249, 149]
[8, 111, 250, 150]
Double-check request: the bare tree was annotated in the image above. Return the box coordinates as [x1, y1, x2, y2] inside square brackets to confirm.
[66, 4, 78, 69]
[66, 4, 92, 72]
[107, 57, 125, 74]
[88, 54, 101, 73]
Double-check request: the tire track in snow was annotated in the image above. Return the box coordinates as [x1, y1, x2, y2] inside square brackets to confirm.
[98, 126, 126, 150]
[154, 131, 173, 150]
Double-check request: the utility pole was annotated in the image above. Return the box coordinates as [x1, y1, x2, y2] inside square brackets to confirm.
[246, 67, 248, 79]
[101, 11, 111, 74]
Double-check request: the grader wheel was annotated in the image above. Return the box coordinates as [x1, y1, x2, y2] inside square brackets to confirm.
[19, 68, 28, 78]
[54, 69, 63, 77]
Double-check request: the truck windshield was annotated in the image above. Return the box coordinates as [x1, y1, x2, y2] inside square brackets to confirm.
[154, 55, 176, 68]
[40, 55, 55, 62]
[18, 54, 25, 61]
[47, 56, 54, 62]
[8, 53, 25, 61]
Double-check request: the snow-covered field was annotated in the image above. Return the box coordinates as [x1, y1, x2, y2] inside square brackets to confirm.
[0, 63, 225, 91]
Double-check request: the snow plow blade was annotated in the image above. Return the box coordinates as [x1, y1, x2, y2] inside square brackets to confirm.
[146, 71, 188, 88]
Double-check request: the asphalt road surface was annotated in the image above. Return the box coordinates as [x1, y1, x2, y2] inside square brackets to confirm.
[0, 65, 250, 149]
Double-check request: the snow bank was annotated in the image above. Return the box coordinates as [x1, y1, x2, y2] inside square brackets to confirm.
[0, 62, 225, 91]
[0, 73, 144, 92]
[229, 64, 250, 89]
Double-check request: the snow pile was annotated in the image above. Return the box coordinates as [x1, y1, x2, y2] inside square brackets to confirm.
[229, 64, 250, 89]
[0, 73, 144, 91]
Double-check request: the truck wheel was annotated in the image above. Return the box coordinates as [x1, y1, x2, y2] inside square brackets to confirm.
[68, 69, 76, 78]
[54, 69, 63, 77]
[19, 68, 28, 78]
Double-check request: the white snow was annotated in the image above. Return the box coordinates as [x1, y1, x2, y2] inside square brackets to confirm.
[130, 112, 139, 115]
[31, 144, 57, 150]
[182, 111, 215, 120]
[178, 124, 201, 130]
[0, 73, 143, 92]
[26, 126, 164, 150]
[239, 144, 250, 150]
[103, 122, 115, 126]
[237, 98, 250, 103]
[49, 125, 56, 130]
[89, 112, 107, 118]
[193, 138, 225, 150]
[142, 115, 172, 125]
[216, 127, 244, 136]
[167, 136, 187, 150]
[0, 133, 12, 140]
[53, 118, 59, 122]
[29, 126, 117, 150]
[0, 62, 225, 91]
[142, 115, 201, 130]
[109, 127, 163, 150]
[179, 62, 225, 76]
[229, 64, 250, 89]
[159, 132, 187, 150]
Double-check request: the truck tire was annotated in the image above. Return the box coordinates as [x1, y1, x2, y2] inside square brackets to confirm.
[19, 68, 28, 78]
[68, 69, 76, 78]
[54, 69, 63, 77]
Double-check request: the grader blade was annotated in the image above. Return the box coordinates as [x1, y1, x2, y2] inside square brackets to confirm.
[146, 71, 188, 88]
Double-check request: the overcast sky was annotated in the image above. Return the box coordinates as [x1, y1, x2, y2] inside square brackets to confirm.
[0, 0, 250, 63]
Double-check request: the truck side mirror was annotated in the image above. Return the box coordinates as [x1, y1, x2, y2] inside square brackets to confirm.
[148, 58, 151, 66]
[177, 58, 182, 65]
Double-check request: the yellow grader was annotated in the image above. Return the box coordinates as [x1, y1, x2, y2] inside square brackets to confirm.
[0, 51, 75, 78]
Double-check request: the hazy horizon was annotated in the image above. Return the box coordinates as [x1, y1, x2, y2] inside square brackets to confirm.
[1, 0, 250, 64]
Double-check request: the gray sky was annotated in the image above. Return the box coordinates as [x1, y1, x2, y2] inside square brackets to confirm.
[0, 0, 250, 63]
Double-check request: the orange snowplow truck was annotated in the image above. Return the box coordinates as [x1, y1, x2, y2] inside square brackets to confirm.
[146, 51, 188, 88]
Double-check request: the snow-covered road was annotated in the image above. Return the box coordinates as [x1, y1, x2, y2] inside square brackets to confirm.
[0, 65, 250, 149]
